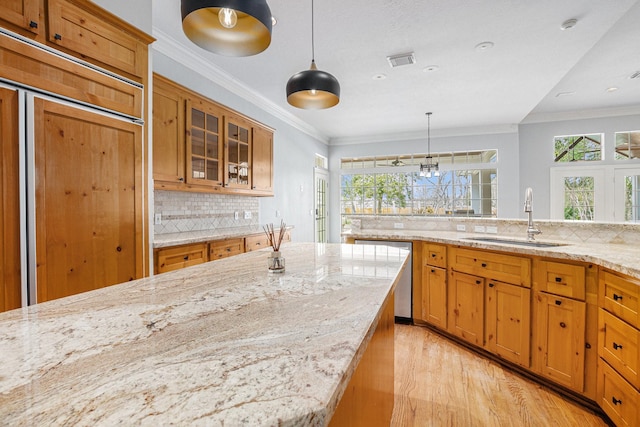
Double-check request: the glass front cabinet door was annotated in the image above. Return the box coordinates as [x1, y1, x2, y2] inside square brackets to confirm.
[186, 96, 224, 187]
[224, 113, 252, 189]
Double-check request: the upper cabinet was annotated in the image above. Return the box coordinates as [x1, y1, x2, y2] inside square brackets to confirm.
[152, 74, 274, 197]
[0, 0, 40, 35]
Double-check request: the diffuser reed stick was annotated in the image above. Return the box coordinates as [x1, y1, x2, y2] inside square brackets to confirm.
[263, 220, 286, 252]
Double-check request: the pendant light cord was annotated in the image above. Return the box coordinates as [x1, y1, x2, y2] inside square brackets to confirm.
[311, 0, 315, 62]
[426, 112, 432, 155]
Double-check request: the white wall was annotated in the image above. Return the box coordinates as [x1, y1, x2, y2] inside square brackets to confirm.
[519, 114, 640, 218]
[89, 0, 152, 33]
[328, 131, 521, 243]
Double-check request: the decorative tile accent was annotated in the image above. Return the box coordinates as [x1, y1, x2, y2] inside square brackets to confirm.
[154, 190, 259, 235]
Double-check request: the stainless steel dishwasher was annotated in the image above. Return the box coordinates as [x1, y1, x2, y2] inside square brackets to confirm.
[354, 240, 412, 323]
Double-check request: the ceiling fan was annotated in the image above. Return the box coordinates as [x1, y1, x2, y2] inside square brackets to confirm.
[391, 157, 405, 166]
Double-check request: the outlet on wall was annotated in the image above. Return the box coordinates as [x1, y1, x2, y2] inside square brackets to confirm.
[154, 213, 162, 225]
[474, 225, 486, 233]
[244, 211, 252, 219]
[234, 211, 239, 220]
[275, 210, 280, 217]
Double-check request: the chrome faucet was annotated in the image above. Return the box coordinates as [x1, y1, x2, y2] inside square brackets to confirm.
[524, 187, 541, 241]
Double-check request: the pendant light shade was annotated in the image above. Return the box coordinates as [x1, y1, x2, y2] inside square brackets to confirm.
[286, 0, 340, 109]
[181, 0, 272, 57]
[286, 60, 340, 109]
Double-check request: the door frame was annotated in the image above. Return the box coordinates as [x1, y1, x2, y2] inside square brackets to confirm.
[314, 167, 329, 243]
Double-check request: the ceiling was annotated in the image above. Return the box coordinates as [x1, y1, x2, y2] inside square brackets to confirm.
[152, 0, 640, 144]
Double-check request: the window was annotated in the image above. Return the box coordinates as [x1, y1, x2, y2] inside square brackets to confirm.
[563, 176, 595, 220]
[624, 175, 640, 222]
[614, 131, 640, 160]
[554, 134, 602, 162]
[341, 151, 497, 232]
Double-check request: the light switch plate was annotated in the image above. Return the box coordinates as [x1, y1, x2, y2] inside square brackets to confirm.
[244, 211, 252, 219]
[234, 211, 239, 220]
[474, 225, 486, 233]
[486, 226, 498, 234]
[394, 222, 404, 229]
[154, 213, 162, 225]
[456, 224, 466, 232]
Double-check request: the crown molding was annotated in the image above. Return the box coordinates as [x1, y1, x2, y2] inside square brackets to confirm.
[521, 105, 640, 124]
[151, 27, 330, 145]
[329, 124, 518, 146]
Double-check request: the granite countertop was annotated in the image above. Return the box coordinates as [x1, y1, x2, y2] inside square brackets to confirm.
[345, 229, 640, 281]
[154, 226, 291, 248]
[0, 243, 408, 426]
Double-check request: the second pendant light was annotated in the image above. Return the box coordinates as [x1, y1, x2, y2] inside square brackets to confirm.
[286, 0, 340, 109]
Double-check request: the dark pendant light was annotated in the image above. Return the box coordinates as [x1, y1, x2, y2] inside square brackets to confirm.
[181, 0, 272, 57]
[286, 0, 340, 109]
[419, 112, 440, 178]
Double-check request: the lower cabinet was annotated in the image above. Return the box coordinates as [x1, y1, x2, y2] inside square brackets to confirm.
[421, 265, 447, 330]
[533, 292, 586, 392]
[155, 243, 208, 274]
[210, 238, 244, 260]
[486, 280, 531, 368]
[598, 359, 639, 426]
[448, 270, 484, 346]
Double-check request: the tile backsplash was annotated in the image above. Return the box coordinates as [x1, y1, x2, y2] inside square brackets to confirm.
[154, 190, 259, 235]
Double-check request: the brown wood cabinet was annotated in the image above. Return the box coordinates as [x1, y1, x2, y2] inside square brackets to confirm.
[156, 243, 208, 274]
[210, 238, 244, 260]
[597, 269, 640, 426]
[186, 94, 225, 188]
[153, 74, 186, 184]
[0, 0, 40, 36]
[420, 242, 447, 329]
[485, 279, 531, 368]
[34, 97, 145, 302]
[448, 270, 485, 346]
[0, 88, 22, 313]
[224, 113, 251, 190]
[251, 125, 273, 194]
[449, 246, 531, 287]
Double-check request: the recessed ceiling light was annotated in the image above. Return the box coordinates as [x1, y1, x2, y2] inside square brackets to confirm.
[560, 18, 578, 30]
[475, 41, 494, 52]
[423, 65, 440, 73]
[271, 16, 277, 26]
[555, 91, 575, 97]
[372, 74, 387, 80]
[606, 87, 619, 92]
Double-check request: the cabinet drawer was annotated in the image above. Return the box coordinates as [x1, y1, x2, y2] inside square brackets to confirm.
[424, 243, 446, 268]
[599, 309, 640, 389]
[155, 243, 208, 274]
[245, 234, 270, 252]
[210, 238, 244, 260]
[536, 260, 586, 301]
[47, 0, 148, 79]
[600, 270, 640, 329]
[449, 246, 531, 287]
[598, 359, 639, 427]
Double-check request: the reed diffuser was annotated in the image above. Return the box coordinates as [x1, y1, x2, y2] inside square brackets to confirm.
[263, 220, 286, 273]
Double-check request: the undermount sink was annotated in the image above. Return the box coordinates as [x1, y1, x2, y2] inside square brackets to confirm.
[464, 237, 569, 248]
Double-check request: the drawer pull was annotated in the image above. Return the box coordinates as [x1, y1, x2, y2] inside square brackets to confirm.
[54, 33, 62, 41]
[585, 343, 591, 349]
[555, 277, 562, 282]
[178, 177, 184, 182]
[29, 21, 38, 29]
[431, 253, 437, 258]
[555, 300, 562, 305]
[612, 397, 622, 406]
[183, 255, 189, 260]
[489, 283, 495, 288]
[613, 342, 623, 350]
[431, 269, 435, 273]
[613, 293, 623, 301]
[481, 263, 487, 267]
[226, 248, 231, 252]
[475, 280, 482, 285]
[559, 322, 566, 328]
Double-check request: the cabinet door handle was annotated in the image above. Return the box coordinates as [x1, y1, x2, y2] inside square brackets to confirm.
[555, 277, 562, 282]
[559, 322, 566, 328]
[475, 280, 482, 285]
[183, 255, 189, 260]
[612, 397, 622, 406]
[488, 283, 495, 288]
[29, 21, 38, 29]
[613, 293, 623, 301]
[431, 269, 435, 273]
[54, 33, 62, 40]
[613, 342, 623, 350]
[555, 300, 562, 305]
[481, 263, 487, 267]
[585, 342, 591, 349]
[431, 253, 437, 258]
[178, 177, 184, 182]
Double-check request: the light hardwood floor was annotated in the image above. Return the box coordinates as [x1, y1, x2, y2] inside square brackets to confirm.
[391, 324, 608, 427]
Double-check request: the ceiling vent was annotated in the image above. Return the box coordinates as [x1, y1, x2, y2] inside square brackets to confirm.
[630, 71, 640, 80]
[387, 52, 416, 68]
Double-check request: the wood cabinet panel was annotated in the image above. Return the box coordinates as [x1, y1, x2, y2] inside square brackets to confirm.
[0, 88, 22, 313]
[533, 292, 586, 392]
[251, 125, 273, 194]
[448, 270, 484, 346]
[155, 243, 208, 274]
[0, 0, 40, 35]
[245, 234, 269, 252]
[153, 74, 185, 184]
[600, 270, 640, 328]
[599, 308, 640, 390]
[34, 98, 145, 302]
[0, 33, 143, 118]
[449, 246, 531, 287]
[186, 95, 225, 187]
[424, 243, 446, 269]
[535, 260, 586, 301]
[47, 0, 150, 80]
[224, 113, 252, 190]
[598, 359, 639, 427]
[485, 280, 531, 367]
[210, 238, 244, 260]
[421, 265, 447, 330]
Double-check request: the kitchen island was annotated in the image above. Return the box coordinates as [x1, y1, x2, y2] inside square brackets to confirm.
[0, 243, 408, 426]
